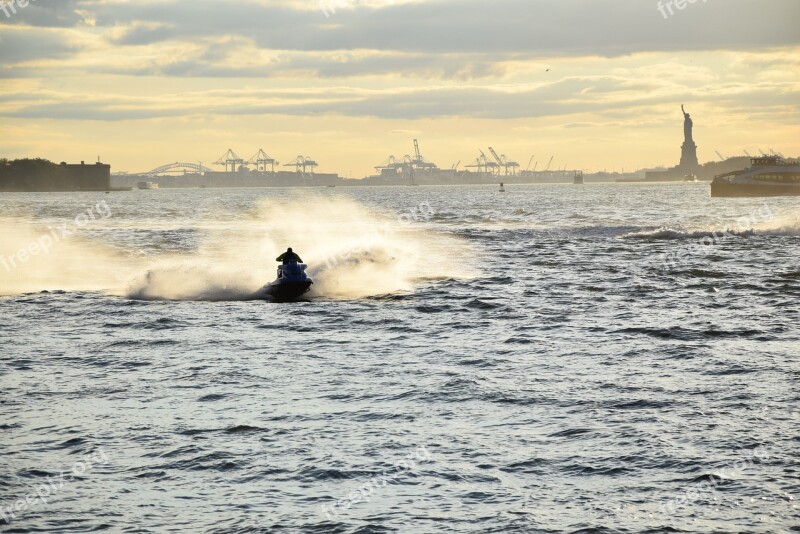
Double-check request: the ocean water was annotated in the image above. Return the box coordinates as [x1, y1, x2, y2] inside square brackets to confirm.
[0, 184, 798, 533]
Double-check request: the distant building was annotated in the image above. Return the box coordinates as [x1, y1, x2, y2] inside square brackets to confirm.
[0, 160, 111, 192]
[58, 162, 111, 191]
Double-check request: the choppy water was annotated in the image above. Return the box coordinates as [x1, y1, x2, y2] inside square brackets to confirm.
[1, 184, 798, 533]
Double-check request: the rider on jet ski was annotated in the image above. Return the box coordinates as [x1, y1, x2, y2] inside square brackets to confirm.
[264, 247, 312, 300]
[276, 247, 303, 264]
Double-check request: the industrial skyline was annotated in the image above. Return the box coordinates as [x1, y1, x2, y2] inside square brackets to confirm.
[122, 138, 784, 180]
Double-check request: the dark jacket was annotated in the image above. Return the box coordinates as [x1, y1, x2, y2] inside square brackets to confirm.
[276, 251, 303, 263]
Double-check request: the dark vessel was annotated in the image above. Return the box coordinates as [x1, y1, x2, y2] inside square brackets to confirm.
[711, 156, 800, 197]
[261, 262, 313, 302]
[573, 171, 584, 185]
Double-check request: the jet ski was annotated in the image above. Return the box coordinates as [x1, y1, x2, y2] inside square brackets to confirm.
[262, 262, 313, 302]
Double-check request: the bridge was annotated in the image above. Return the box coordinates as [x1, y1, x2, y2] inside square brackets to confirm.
[145, 162, 215, 176]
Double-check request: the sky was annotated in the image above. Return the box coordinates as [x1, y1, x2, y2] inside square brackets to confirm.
[1, 0, 799, 177]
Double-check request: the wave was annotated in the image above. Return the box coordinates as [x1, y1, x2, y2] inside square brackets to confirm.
[623, 210, 800, 240]
[622, 226, 756, 240]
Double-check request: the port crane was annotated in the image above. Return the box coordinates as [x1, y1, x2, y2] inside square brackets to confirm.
[284, 156, 318, 174]
[478, 150, 500, 174]
[715, 150, 726, 161]
[375, 140, 437, 185]
[248, 149, 278, 172]
[375, 155, 404, 173]
[466, 153, 492, 174]
[408, 139, 437, 171]
[488, 147, 504, 175]
[525, 155, 535, 172]
[544, 155, 554, 172]
[214, 149, 245, 173]
[488, 147, 520, 176]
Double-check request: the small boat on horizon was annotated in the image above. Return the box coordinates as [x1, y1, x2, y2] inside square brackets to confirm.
[573, 171, 584, 185]
[137, 181, 159, 190]
[499, 182, 506, 192]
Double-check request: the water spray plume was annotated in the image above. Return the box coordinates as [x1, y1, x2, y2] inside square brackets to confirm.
[1, 196, 477, 300]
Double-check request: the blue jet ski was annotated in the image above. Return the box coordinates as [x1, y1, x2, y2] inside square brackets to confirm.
[263, 262, 313, 302]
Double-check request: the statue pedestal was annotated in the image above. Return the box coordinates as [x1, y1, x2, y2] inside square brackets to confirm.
[680, 141, 699, 170]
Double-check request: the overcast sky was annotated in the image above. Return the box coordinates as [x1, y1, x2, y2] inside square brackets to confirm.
[1, 0, 799, 175]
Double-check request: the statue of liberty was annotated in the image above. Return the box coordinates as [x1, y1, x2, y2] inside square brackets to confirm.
[679, 105, 699, 169]
[682, 105, 694, 144]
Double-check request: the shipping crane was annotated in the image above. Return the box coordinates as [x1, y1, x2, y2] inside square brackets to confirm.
[214, 149, 245, 173]
[480, 150, 500, 174]
[409, 139, 437, 171]
[525, 155, 534, 172]
[375, 155, 405, 174]
[284, 156, 318, 174]
[544, 155, 554, 172]
[488, 147, 503, 165]
[488, 147, 520, 176]
[466, 153, 492, 174]
[248, 149, 278, 172]
[487, 147, 506, 176]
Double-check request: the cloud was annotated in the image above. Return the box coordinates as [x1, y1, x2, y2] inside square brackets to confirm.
[1, 0, 798, 87]
[0, 0, 85, 27]
[2, 73, 798, 122]
[0, 26, 78, 63]
[3, 0, 800, 69]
